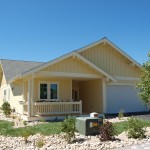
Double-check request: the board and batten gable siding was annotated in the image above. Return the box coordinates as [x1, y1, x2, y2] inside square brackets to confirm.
[79, 43, 140, 78]
[42, 56, 100, 75]
[33, 78, 72, 101]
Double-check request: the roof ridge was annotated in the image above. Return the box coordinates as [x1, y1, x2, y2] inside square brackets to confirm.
[0, 59, 44, 63]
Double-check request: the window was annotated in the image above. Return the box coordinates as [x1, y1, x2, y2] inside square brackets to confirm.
[39, 82, 59, 101]
[40, 84, 47, 99]
[50, 84, 57, 99]
[3, 89, 7, 101]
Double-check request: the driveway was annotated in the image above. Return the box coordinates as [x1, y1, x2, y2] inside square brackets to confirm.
[136, 114, 150, 120]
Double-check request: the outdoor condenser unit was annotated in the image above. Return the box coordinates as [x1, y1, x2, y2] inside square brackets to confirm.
[75, 117, 103, 136]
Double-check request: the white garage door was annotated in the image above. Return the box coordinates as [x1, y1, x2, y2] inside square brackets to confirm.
[106, 85, 148, 114]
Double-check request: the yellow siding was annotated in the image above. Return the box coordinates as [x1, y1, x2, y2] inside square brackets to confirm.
[80, 43, 140, 78]
[34, 78, 72, 101]
[79, 79, 103, 113]
[1, 73, 6, 86]
[0, 81, 23, 114]
[42, 57, 97, 74]
[9, 83, 23, 114]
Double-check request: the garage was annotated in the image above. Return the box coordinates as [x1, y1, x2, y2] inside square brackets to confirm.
[106, 84, 148, 114]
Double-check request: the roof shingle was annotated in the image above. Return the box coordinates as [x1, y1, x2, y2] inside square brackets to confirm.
[0, 59, 44, 82]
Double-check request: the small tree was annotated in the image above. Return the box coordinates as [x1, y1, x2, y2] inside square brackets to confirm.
[136, 54, 150, 106]
[60, 115, 77, 143]
[1, 101, 11, 117]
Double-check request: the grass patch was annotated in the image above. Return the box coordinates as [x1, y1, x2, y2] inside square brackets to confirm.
[113, 119, 150, 135]
[0, 120, 61, 137]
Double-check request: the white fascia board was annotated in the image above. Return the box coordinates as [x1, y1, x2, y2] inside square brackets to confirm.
[74, 52, 116, 82]
[20, 51, 75, 78]
[77, 38, 106, 53]
[104, 39, 141, 68]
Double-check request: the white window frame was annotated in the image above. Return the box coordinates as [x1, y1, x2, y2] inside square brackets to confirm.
[38, 81, 59, 101]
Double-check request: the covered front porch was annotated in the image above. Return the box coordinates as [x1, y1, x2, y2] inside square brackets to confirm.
[19, 55, 108, 121]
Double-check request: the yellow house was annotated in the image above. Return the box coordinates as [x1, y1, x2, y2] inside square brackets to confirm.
[0, 38, 148, 121]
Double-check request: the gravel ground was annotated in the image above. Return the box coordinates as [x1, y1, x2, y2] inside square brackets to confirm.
[0, 112, 150, 150]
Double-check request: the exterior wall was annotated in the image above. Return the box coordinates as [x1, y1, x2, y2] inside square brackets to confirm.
[33, 78, 72, 101]
[0, 80, 23, 114]
[9, 82, 23, 114]
[79, 79, 103, 113]
[42, 57, 97, 74]
[1, 73, 6, 86]
[79, 43, 140, 78]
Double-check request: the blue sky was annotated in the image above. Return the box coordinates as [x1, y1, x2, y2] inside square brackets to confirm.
[0, 0, 150, 64]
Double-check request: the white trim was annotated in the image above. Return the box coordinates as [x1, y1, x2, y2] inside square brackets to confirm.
[77, 38, 141, 68]
[107, 82, 135, 86]
[35, 71, 101, 79]
[115, 76, 139, 81]
[28, 79, 31, 117]
[31, 76, 34, 116]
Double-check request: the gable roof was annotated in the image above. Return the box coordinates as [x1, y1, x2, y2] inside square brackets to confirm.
[19, 51, 116, 82]
[0, 59, 44, 82]
[77, 37, 141, 68]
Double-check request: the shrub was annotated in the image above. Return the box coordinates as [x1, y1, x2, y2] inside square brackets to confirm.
[36, 138, 44, 148]
[127, 117, 146, 139]
[1, 101, 11, 117]
[99, 121, 116, 141]
[118, 111, 124, 120]
[23, 121, 27, 126]
[21, 128, 33, 144]
[60, 115, 77, 143]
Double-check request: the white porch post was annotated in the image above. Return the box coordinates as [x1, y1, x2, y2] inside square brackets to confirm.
[80, 100, 82, 114]
[102, 78, 107, 113]
[22, 79, 25, 115]
[31, 75, 34, 116]
[28, 79, 31, 117]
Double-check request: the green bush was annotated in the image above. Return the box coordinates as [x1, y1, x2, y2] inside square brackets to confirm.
[21, 128, 33, 144]
[23, 121, 27, 126]
[1, 101, 11, 117]
[118, 111, 124, 120]
[99, 121, 116, 141]
[127, 117, 146, 139]
[60, 115, 77, 143]
[36, 138, 44, 148]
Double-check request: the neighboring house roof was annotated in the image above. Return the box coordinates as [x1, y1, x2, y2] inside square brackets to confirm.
[0, 59, 44, 82]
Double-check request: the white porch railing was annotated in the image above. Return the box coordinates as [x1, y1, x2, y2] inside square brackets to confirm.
[23, 100, 82, 116]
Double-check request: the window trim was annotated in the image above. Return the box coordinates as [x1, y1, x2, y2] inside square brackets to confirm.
[38, 81, 59, 101]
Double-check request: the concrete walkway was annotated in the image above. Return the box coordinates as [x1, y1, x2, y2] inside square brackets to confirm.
[117, 142, 150, 150]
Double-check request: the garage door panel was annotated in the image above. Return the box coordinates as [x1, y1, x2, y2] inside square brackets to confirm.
[106, 85, 148, 114]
